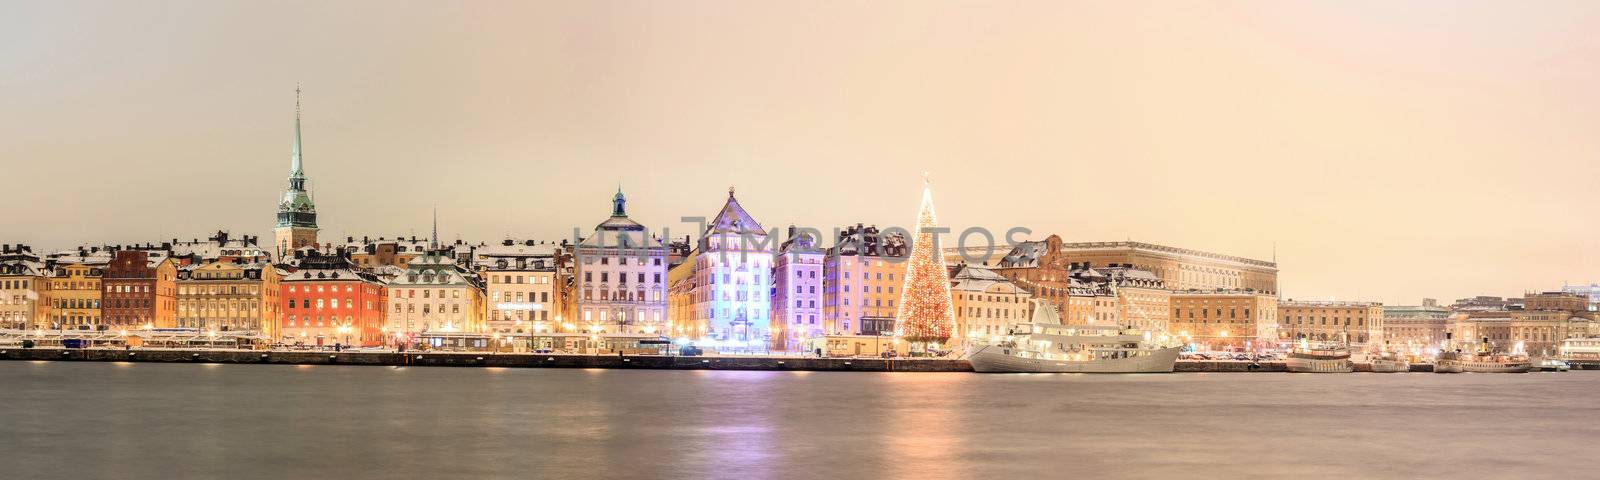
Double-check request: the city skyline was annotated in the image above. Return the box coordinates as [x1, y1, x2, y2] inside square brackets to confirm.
[6, 1, 1600, 306]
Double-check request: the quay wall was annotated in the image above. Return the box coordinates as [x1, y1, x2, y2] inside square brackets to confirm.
[0, 348, 969, 372]
[1, 348, 1457, 372]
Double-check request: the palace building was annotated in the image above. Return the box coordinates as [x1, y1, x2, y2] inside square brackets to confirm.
[574, 188, 668, 336]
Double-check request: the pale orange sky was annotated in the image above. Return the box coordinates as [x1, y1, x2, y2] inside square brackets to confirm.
[2, 1, 1598, 305]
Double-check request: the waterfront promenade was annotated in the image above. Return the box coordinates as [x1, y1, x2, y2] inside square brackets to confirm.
[0, 347, 1338, 371]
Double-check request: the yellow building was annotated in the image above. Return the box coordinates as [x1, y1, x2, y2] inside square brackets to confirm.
[176, 261, 283, 338]
[1, 245, 45, 329]
[476, 240, 564, 335]
[39, 253, 109, 330]
[1169, 291, 1278, 351]
[949, 263, 1032, 342]
[1277, 300, 1384, 349]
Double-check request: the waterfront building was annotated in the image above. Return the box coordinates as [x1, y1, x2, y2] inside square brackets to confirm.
[1168, 290, 1278, 351]
[822, 224, 908, 336]
[39, 250, 110, 330]
[385, 252, 486, 338]
[949, 263, 1032, 342]
[993, 235, 1277, 295]
[1277, 300, 1385, 349]
[175, 261, 282, 337]
[573, 188, 668, 336]
[0, 245, 44, 329]
[102, 250, 178, 329]
[771, 226, 824, 351]
[1382, 298, 1450, 353]
[274, 89, 319, 261]
[999, 262, 1171, 333]
[476, 239, 563, 335]
[669, 188, 773, 344]
[282, 252, 387, 347]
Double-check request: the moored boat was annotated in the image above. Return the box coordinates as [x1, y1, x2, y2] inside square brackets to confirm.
[1534, 357, 1570, 372]
[1286, 343, 1352, 373]
[967, 323, 1179, 373]
[1370, 352, 1410, 373]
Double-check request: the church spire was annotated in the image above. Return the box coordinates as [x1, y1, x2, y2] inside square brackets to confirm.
[290, 84, 304, 178]
[431, 206, 440, 250]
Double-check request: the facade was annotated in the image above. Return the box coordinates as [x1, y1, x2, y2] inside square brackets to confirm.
[1382, 299, 1450, 352]
[669, 188, 773, 343]
[175, 261, 282, 337]
[994, 235, 1277, 295]
[385, 252, 486, 338]
[274, 90, 319, 260]
[101, 250, 177, 329]
[771, 227, 824, 351]
[822, 224, 908, 336]
[949, 263, 1032, 342]
[573, 189, 668, 336]
[282, 253, 388, 347]
[40, 251, 110, 330]
[477, 240, 563, 335]
[1169, 291, 1278, 351]
[1559, 282, 1600, 311]
[0, 245, 44, 329]
[1277, 300, 1385, 348]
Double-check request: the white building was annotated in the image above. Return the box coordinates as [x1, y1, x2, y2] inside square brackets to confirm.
[573, 188, 668, 335]
[771, 226, 824, 350]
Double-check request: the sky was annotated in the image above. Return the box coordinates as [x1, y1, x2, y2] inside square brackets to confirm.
[2, 1, 1598, 305]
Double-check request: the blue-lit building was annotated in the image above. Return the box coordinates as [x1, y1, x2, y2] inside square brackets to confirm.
[667, 188, 773, 346]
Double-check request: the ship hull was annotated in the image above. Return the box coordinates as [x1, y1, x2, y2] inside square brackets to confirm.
[1370, 359, 1410, 373]
[968, 345, 1180, 373]
[1461, 362, 1531, 373]
[1433, 360, 1464, 373]
[1286, 356, 1352, 373]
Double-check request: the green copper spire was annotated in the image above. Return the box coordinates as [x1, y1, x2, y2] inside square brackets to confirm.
[277, 85, 317, 229]
[290, 85, 304, 178]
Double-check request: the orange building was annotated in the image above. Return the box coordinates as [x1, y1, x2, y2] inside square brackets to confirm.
[102, 250, 177, 329]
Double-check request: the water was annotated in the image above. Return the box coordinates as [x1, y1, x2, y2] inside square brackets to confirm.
[1, 362, 1594, 479]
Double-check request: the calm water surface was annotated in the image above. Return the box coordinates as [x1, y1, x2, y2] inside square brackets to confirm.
[2, 362, 1595, 479]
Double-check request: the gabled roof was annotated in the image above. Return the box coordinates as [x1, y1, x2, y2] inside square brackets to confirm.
[706, 189, 764, 235]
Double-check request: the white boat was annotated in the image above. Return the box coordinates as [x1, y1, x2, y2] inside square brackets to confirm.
[1370, 352, 1410, 373]
[967, 323, 1179, 373]
[1533, 358, 1570, 372]
[1286, 344, 1352, 373]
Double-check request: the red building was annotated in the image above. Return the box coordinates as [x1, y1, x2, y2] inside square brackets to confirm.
[102, 250, 177, 328]
[281, 253, 387, 347]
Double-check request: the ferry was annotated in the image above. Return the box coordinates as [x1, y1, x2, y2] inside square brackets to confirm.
[1285, 343, 1352, 373]
[967, 323, 1180, 373]
[1435, 350, 1531, 373]
[1370, 352, 1411, 373]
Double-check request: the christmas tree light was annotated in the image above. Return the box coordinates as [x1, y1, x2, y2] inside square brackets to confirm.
[894, 177, 956, 347]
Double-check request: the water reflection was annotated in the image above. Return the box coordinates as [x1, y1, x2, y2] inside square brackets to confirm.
[1, 363, 1596, 479]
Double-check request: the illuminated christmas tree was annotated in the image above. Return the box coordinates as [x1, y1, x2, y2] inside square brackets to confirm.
[894, 178, 956, 347]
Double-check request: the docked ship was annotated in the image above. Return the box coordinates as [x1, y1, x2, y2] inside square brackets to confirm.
[1286, 342, 1353, 373]
[967, 322, 1180, 373]
[1434, 334, 1531, 373]
[1370, 352, 1411, 373]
